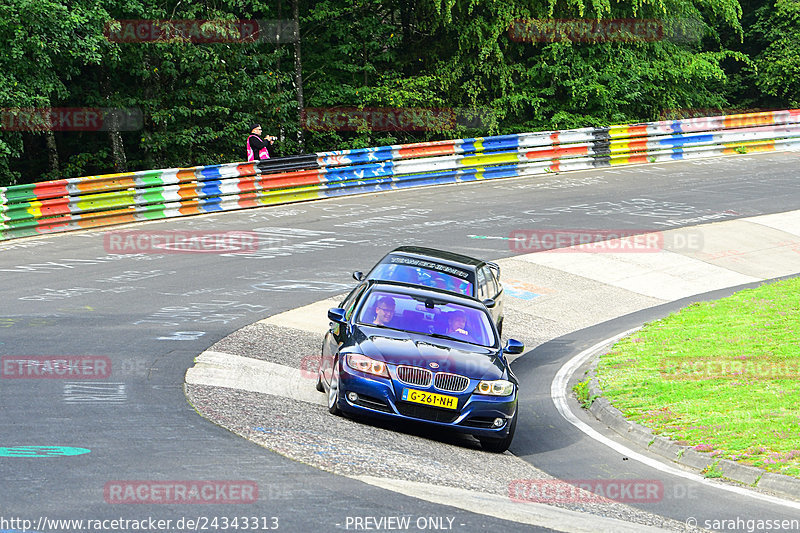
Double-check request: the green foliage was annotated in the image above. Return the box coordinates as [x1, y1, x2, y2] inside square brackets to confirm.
[80, 0, 295, 171]
[572, 378, 597, 408]
[0, 0, 793, 185]
[752, 0, 800, 106]
[419, 0, 744, 132]
[0, 0, 113, 185]
[703, 461, 724, 478]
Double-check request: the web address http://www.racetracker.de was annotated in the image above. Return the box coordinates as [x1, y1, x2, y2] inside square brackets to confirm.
[0, 515, 281, 532]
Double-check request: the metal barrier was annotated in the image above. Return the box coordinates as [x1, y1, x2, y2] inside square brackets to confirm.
[2, 109, 799, 241]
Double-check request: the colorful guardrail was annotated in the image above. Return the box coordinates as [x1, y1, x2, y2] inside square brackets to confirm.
[2, 109, 799, 241]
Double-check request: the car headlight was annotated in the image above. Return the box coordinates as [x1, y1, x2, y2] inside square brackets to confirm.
[475, 379, 515, 397]
[346, 353, 389, 378]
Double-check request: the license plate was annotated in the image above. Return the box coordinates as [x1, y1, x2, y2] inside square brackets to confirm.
[401, 388, 458, 410]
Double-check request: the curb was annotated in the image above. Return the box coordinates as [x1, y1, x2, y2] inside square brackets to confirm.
[583, 360, 800, 500]
[353, 475, 671, 533]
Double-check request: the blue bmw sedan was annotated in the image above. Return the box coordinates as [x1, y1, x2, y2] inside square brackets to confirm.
[316, 280, 524, 452]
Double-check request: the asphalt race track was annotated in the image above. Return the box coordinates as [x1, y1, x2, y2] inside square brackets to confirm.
[1, 151, 799, 533]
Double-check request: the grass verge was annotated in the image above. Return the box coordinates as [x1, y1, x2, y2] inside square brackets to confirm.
[596, 277, 800, 478]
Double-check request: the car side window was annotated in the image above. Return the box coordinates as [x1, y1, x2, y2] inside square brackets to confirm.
[342, 284, 367, 319]
[482, 266, 499, 298]
[477, 268, 488, 300]
[339, 286, 358, 309]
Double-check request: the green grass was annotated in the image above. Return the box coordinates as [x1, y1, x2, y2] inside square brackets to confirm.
[703, 461, 724, 479]
[572, 379, 596, 409]
[596, 277, 800, 478]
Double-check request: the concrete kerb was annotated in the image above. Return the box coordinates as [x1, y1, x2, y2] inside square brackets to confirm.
[583, 356, 800, 499]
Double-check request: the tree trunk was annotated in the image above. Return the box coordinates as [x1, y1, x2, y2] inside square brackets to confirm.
[363, 42, 368, 86]
[45, 131, 59, 176]
[400, 2, 411, 43]
[277, 0, 284, 145]
[101, 73, 128, 172]
[292, 0, 305, 151]
[108, 112, 128, 173]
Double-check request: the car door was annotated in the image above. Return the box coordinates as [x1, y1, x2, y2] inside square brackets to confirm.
[321, 283, 367, 383]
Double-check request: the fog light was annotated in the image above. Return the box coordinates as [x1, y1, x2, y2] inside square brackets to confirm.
[492, 418, 504, 428]
[347, 392, 358, 402]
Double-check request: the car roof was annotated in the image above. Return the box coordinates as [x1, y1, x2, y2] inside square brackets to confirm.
[365, 280, 488, 310]
[387, 246, 484, 269]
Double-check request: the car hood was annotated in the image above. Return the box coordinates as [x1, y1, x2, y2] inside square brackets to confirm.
[352, 325, 508, 381]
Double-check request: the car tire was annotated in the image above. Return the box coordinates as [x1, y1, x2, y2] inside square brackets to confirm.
[327, 358, 342, 416]
[497, 318, 503, 337]
[315, 367, 325, 392]
[479, 407, 517, 453]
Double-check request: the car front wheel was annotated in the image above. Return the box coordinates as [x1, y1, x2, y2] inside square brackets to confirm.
[315, 354, 325, 392]
[327, 358, 342, 416]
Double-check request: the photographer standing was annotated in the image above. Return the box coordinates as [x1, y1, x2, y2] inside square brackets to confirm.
[246, 123, 277, 161]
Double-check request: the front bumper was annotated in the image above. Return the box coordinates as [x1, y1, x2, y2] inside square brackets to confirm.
[334, 361, 517, 439]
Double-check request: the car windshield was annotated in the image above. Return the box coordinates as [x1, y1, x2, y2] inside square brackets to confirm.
[368, 257, 473, 296]
[357, 290, 496, 347]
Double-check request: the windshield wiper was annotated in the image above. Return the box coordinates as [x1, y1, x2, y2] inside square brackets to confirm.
[426, 332, 491, 347]
[427, 332, 459, 341]
[357, 323, 423, 335]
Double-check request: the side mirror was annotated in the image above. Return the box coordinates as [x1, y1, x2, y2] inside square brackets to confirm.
[482, 298, 496, 308]
[353, 271, 364, 281]
[504, 339, 524, 355]
[327, 307, 347, 324]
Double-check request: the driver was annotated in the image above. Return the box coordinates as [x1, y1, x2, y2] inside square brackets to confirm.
[446, 310, 470, 338]
[372, 296, 396, 327]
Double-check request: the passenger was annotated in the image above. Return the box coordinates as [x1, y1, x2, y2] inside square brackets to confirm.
[433, 274, 449, 290]
[372, 296, 396, 327]
[392, 265, 419, 284]
[446, 310, 470, 338]
[456, 280, 471, 295]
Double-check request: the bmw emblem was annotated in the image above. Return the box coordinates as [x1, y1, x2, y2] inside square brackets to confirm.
[429, 362, 439, 369]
